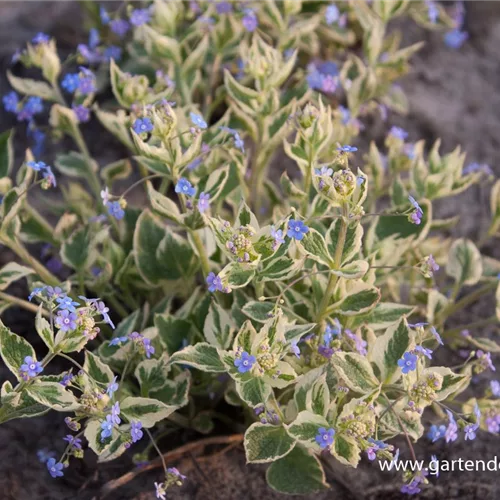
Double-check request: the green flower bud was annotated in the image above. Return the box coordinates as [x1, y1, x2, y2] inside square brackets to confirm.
[332, 169, 357, 198]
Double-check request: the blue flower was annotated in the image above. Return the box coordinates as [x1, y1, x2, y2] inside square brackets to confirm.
[32, 32, 50, 45]
[401, 479, 422, 495]
[106, 376, 119, 398]
[290, 340, 300, 358]
[463, 162, 493, 177]
[220, 126, 244, 152]
[337, 144, 357, 153]
[338, 105, 351, 125]
[206, 272, 223, 292]
[17, 97, 43, 121]
[37, 449, 56, 463]
[41, 167, 56, 189]
[60, 373, 73, 387]
[491, 380, 500, 397]
[427, 424, 446, 442]
[103, 45, 122, 62]
[287, 219, 309, 241]
[107, 201, 125, 220]
[175, 177, 196, 196]
[77, 68, 96, 95]
[430, 326, 443, 345]
[315, 165, 333, 176]
[190, 112, 207, 129]
[55, 310, 78, 333]
[143, 338, 155, 358]
[133, 117, 154, 134]
[271, 226, 285, 249]
[28, 286, 45, 301]
[306, 62, 338, 94]
[325, 5, 340, 25]
[476, 350, 495, 372]
[445, 410, 458, 442]
[72, 104, 90, 123]
[414, 345, 433, 359]
[155, 482, 167, 500]
[326, 318, 342, 338]
[130, 8, 151, 26]
[464, 424, 477, 441]
[63, 435, 82, 449]
[56, 295, 79, 312]
[234, 351, 256, 373]
[100, 6, 110, 24]
[408, 195, 423, 225]
[31, 128, 46, 157]
[198, 192, 210, 213]
[318, 344, 334, 359]
[19, 356, 43, 379]
[46, 458, 64, 478]
[110, 19, 130, 37]
[27, 161, 47, 172]
[216, 2, 233, 14]
[167, 467, 186, 481]
[110, 402, 121, 425]
[242, 9, 258, 32]
[389, 126, 408, 140]
[464, 404, 481, 441]
[110, 336, 129, 346]
[426, 0, 439, 23]
[61, 73, 80, 93]
[397, 352, 417, 374]
[101, 414, 115, 441]
[3, 91, 19, 113]
[78, 43, 101, 64]
[95, 300, 115, 329]
[315, 427, 335, 449]
[444, 29, 468, 49]
[130, 421, 143, 443]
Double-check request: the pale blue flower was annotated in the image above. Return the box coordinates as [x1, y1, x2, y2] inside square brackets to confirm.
[190, 112, 207, 129]
[234, 351, 256, 373]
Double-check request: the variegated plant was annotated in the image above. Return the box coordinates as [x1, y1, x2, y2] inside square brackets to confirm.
[0, 1, 498, 497]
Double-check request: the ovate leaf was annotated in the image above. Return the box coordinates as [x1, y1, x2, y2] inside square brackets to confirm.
[244, 423, 295, 464]
[0, 321, 35, 380]
[266, 445, 329, 495]
[446, 238, 482, 286]
[168, 343, 225, 372]
[331, 352, 379, 393]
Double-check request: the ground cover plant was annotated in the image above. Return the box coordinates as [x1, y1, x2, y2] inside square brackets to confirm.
[0, 1, 499, 497]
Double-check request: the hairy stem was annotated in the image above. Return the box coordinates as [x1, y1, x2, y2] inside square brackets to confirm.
[0, 291, 50, 317]
[316, 203, 348, 322]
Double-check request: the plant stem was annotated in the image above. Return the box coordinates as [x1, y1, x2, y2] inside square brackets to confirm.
[0, 291, 49, 317]
[4, 239, 59, 286]
[437, 282, 497, 325]
[105, 294, 129, 319]
[145, 428, 168, 474]
[317, 203, 348, 322]
[100, 434, 244, 497]
[382, 395, 417, 463]
[300, 147, 314, 215]
[443, 315, 498, 338]
[190, 229, 210, 278]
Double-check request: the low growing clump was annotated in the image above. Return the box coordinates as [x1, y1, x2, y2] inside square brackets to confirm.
[0, 1, 499, 497]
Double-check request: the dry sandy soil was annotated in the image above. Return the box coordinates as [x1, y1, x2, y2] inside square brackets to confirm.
[0, 2, 499, 499]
